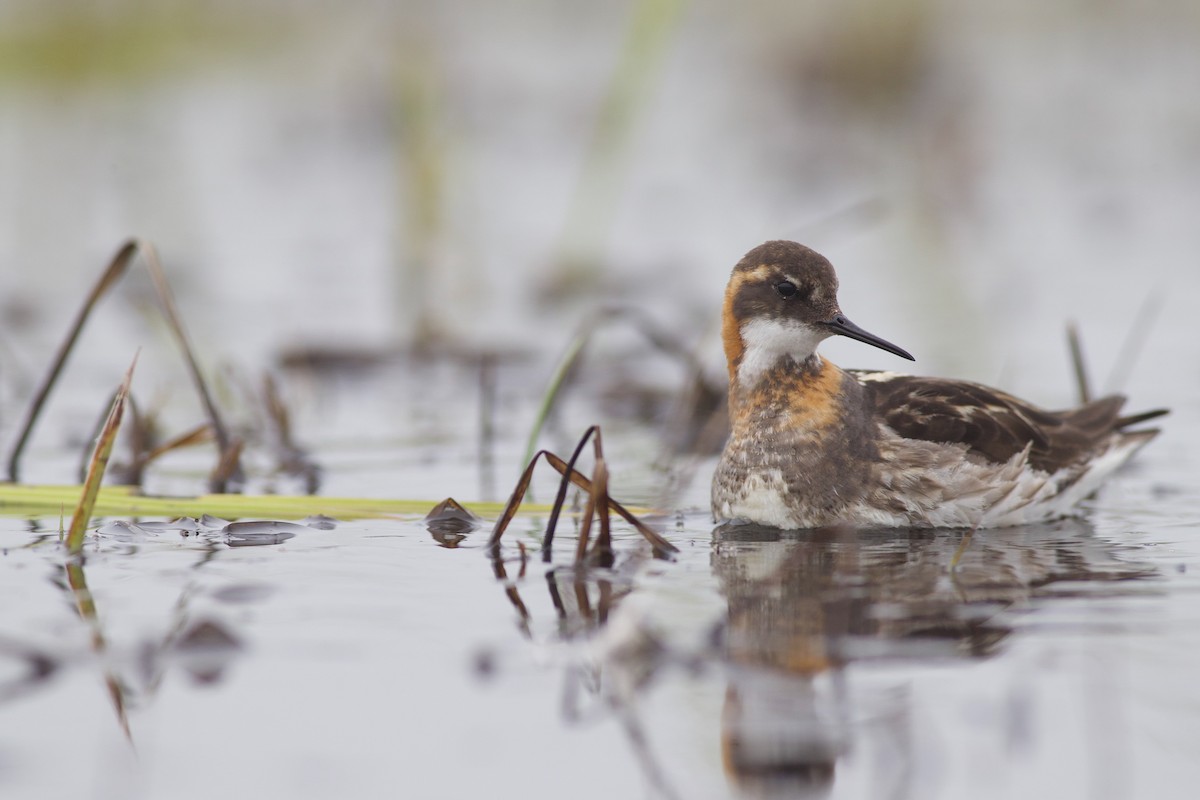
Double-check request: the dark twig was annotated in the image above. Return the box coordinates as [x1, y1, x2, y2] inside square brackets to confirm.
[543, 425, 601, 562]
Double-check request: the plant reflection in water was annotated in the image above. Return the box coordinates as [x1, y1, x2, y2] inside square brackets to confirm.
[28, 517, 314, 748]
[488, 518, 1157, 797]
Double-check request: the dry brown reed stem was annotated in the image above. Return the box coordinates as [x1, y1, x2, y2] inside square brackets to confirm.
[542, 451, 674, 557]
[570, 425, 612, 567]
[574, 455, 607, 566]
[77, 393, 213, 485]
[488, 427, 676, 563]
[142, 424, 214, 467]
[4, 238, 241, 491]
[209, 438, 246, 491]
[261, 372, 321, 493]
[595, 457, 613, 565]
[543, 425, 604, 561]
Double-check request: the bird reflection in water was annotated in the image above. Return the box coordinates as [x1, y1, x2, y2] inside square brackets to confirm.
[484, 517, 1155, 798]
[713, 519, 1156, 798]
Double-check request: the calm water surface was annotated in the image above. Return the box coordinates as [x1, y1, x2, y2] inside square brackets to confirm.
[3, 2, 1200, 798]
[1, 418, 1198, 799]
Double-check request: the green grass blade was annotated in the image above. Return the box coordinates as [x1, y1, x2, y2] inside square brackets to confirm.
[66, 356, 137, 554]
[0, 483, 624, 522]
[521, 326, 591, 470]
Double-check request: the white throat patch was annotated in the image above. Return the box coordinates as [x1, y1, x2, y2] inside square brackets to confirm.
[737, 317, 829, 388]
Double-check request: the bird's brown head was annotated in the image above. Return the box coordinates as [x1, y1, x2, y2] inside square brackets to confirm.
[721, 240, 914, 387]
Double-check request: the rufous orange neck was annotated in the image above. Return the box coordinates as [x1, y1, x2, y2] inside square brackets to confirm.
[721, 285, 743, 386]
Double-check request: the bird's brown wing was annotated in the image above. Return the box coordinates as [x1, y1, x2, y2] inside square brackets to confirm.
[851, 371, 1128, 472]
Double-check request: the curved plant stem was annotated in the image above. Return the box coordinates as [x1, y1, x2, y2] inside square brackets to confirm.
[4, 239, 241, 491]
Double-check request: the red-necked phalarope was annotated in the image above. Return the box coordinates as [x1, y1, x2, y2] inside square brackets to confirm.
[711, 240, 1166, 529]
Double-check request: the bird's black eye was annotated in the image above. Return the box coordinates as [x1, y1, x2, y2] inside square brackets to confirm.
[775, 280, 799, 299]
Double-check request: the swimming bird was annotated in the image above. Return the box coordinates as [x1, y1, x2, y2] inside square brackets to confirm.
[711, 240, 1166, 529]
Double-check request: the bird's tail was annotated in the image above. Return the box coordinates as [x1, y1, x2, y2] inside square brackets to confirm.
[1115, 407, 1169, 430]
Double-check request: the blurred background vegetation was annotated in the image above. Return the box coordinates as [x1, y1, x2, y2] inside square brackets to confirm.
[1, 0, 1197, 490]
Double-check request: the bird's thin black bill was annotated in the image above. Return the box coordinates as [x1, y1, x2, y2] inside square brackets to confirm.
[824, 314, 915, 361]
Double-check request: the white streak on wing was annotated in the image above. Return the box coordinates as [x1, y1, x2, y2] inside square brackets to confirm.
[852, 370, 906, 384]
[737, 318, 828, 389]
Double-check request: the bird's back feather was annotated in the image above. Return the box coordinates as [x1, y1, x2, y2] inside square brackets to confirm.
[851, 371, 1161, 473]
